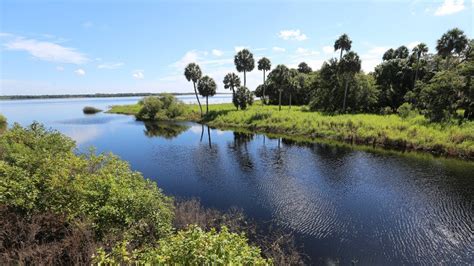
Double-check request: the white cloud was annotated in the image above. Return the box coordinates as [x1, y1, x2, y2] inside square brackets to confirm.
[272, 46, 286, 52]
[212, 49, 223, 56]
[434, 0, 465, 16]
[132, 70, 144, 79]
[295, 47, 319, 56]
[322, 46, 334, 54]
[406, 41, 421, 50]
[75, 68, 86, 76]
[4, 36, 88, 64]
[360, 46, 390, 73]
[171, 50, 203, 69]
[278, 29, 308, 41]
[56, 66, 64, 71]
[97, 62, 124, 69]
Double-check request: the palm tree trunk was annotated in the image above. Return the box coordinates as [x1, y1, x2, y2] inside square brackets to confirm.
[206, 96, 209, 114]
[244, 70, 246, 87]
[413, 57, 420, 89]
[340, 49, 343, 60]
[343, 78, 349, 112]
[262, 70, 266, 105]
[193, 82, 203, 117]
[278, 90, 282, 111]
[289, 93, 292, 109]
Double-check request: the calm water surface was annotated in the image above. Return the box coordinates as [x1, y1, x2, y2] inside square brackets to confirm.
[1, 97, 473, 265]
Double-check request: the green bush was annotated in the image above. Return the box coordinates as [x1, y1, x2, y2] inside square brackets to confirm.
[94, 225, 270, 265]
[82, 106, 102, 114]
[0, 123, 174, 242]
[136, 94, 187, 120]
[397, 102, 416, 119]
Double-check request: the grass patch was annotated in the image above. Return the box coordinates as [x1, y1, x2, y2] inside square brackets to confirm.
[108, 102, 474, 159]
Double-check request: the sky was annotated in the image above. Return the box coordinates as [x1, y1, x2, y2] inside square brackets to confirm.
[0, 0, 472, 95]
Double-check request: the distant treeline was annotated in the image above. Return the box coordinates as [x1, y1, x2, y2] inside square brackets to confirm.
[0, 92, 231, 100]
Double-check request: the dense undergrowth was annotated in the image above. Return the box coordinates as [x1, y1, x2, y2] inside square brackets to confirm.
[108, 102, 474, 159]
[0, 123, 303, 264]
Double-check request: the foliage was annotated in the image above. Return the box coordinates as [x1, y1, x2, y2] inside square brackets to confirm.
[83, 106, 102, 114]
[136, 94, 188, 120]
[233, 86, 254, 110]
[94, 225, 270, 265]
[397, 102, 416, 119]
[234, 49, 255, 86]
[0, 123, 174, 243]
[198, 76, 217, 114]
[334, 33, 352, 59]
[184, 62, 204, 116]
[297, 62, 312, 74]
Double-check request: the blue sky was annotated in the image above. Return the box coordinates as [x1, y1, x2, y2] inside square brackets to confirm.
[0, 0, 472, 95]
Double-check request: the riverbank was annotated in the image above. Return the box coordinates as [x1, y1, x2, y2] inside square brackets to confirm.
[107, 102, 474, 159]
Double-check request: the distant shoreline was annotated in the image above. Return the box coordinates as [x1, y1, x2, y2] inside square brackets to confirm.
[0, 92, 232, 101]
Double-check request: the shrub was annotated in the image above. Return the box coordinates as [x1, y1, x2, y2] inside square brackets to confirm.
[94, 225, 270, 265]
[234, 86, 254, 110]
[136, 95, 187, 120]
[397, 102, 416, 119]
[82, 106, 102, 114]
[0, 123, 174, 243]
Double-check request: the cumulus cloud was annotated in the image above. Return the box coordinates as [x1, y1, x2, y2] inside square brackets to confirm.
[272, 46, 286, 52]
[3, 35, 88, 64]
[212, 49, 223, 56]
[97, 62, 124, 69]
[406, 41, 421, 50]
[278, 29, 308, 41]
[434, 0, 465, 16]
[360, 46, 390, 73]
[132, 70, 144, 79]
[75, 68, 86, 76]
[56, 66, 64, 71]
[295, 47, 319, 56]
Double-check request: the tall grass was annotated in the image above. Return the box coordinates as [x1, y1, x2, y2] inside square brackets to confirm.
[108, 102, 474, 159]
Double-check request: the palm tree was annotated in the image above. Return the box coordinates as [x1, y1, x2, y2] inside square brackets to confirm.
[436, 28, 468, 68]
[297, 62, 312, 74]
[257, 57, 271, 104]
[339, 51, 361, 112]
[412, 43, 428, 87]
[334, 34, 352, 60]
[234, 49, 255, 87]
[197, 76, 217, 114]
[383, 48, 395, 61]
[223, 73, 241, 109]
[394, 46, 409, 59]
[184, 63, 203, 117]
[267, 64, 290, 111]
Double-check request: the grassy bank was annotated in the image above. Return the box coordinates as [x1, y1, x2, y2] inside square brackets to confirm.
[108, 102, 474, 159]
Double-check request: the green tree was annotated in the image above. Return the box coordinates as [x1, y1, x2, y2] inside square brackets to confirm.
[339, 51, 361, 112]
[334, 33, 352, 60]
[297, 62, 312, 74]
[394, 46, 409, 59]
[184, 63, 203, 117]
[233, 86, 254, 110]
[383, 48, 395, 61]
[197, 76, 217, 114]
[234, 49, 255, 87]
[257, 57, 271, 104]
[436, 28, 468, 68]
[223, 73, 241, 109]
[268, 64, 290, 111]
[412, 43, 429, 85]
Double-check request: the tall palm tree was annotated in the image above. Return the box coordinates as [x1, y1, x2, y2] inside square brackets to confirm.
[184, 63, 203, 117]
[267, 64, 290, 111]
[394, 46, 409, 59]
[383, 48, 395, 61]
[334, 34, 352, 60]
[197, 76, 217, 115]
[297, 62, 312, 73]
[257, 57, 271, 104]
[234, 49, 255, 87]
[223, 73, 241, 109]
[412, 43, 428, 87]
[339, 51, 361, 112]
[436, 28, 468, 68]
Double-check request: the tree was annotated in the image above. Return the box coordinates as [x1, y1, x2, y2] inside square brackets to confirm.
[184, 63, 203, 117]
[267, 64, 290, 111]
[436, 28, 468, 67]
[412, 43, 429, 86]
[197, 76, 217, 114]
[223, 73, 241, 109]
[334, 34, 352, 60]
[257, 57, 271, 104]
[234, 49, 255, 87]
[297, 62, 312, 74]
[383, 49, 395, 61]
[394, 46, 409, 59]
[233, 86, 254, 110]
[339, 51, 361, 112]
